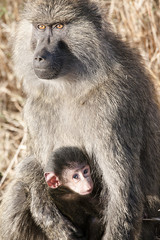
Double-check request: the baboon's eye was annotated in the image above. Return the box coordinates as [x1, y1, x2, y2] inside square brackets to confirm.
[55, 23, 64, 29]
[37, 24, 46, 30]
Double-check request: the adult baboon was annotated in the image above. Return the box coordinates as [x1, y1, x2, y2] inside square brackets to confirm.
[0, 0, 160, 239]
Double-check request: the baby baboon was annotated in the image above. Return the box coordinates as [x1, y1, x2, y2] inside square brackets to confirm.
[44, 147, 103, 240]
[1, 0, 160, 239]
[0, 150, 103, 240]
[0, 156, 87, 240]
[44, 147, 94, 195]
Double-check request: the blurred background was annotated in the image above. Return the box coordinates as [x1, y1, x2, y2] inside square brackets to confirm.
[0, 0, 160, 200]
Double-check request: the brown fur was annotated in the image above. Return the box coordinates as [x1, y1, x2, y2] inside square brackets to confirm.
[0, 157, 88, 239]
[45, 147, 104, 240]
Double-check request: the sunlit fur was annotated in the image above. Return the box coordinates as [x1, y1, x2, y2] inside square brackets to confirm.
[0, 0, 160, 239]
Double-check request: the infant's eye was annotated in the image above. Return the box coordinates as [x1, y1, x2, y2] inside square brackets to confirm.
[83, 168, 88, 175]
[73, 174, 79, 179]
[37, 24, 46, 30]
[55, 23, 64, 29]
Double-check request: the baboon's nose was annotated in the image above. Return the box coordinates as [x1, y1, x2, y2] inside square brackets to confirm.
[34, 52, 50, 69]
[33, 50, 62, 79]
[35, 56, 45, 62]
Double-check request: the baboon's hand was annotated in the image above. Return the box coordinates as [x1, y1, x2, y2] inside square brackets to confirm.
[70, 227, 87, 240]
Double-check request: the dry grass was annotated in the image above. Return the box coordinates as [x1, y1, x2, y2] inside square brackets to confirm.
[105, 0, 160, 89]
[0, 0, 24, 197]
[0, 0, 160, 199]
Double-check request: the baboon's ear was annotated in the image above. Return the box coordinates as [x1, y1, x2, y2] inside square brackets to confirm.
[44, 172, 61, 189]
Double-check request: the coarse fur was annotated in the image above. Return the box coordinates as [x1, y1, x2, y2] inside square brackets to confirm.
[45, 147, 91, 178]
[0, 157, 86, 240]
[0, 155, 103, 240]
[0, 0, 160, 239]
[44, 147, 104, 240]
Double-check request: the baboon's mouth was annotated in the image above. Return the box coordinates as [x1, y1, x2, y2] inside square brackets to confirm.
[34, 68, 60, 80]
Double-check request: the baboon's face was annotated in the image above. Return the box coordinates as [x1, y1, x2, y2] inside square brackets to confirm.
[31, 22, 72, 79]
[25, 0, 102, 80]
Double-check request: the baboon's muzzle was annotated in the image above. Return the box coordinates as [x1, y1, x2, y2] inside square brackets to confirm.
[33, 49, 62, 80]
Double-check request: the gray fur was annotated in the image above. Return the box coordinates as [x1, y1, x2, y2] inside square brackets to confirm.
[0, 0, 160, 239]
[0, 157, 83, 240]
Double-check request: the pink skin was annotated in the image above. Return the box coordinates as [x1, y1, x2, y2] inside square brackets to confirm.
[45, 164, 94, 195]
[62, 164, 93, 195]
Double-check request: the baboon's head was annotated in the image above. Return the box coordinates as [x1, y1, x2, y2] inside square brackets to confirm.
[16, 0, 102, 81]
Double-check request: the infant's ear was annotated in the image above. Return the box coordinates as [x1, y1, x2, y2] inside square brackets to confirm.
[44, 172, 61, 189]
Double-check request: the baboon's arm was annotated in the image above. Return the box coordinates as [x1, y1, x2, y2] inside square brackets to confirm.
[18, 156, 87, 240]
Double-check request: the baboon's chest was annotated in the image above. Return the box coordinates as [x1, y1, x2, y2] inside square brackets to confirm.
[25, 98, 92, 162]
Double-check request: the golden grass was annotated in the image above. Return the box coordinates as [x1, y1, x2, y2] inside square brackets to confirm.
[0, 0, 160, 198]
